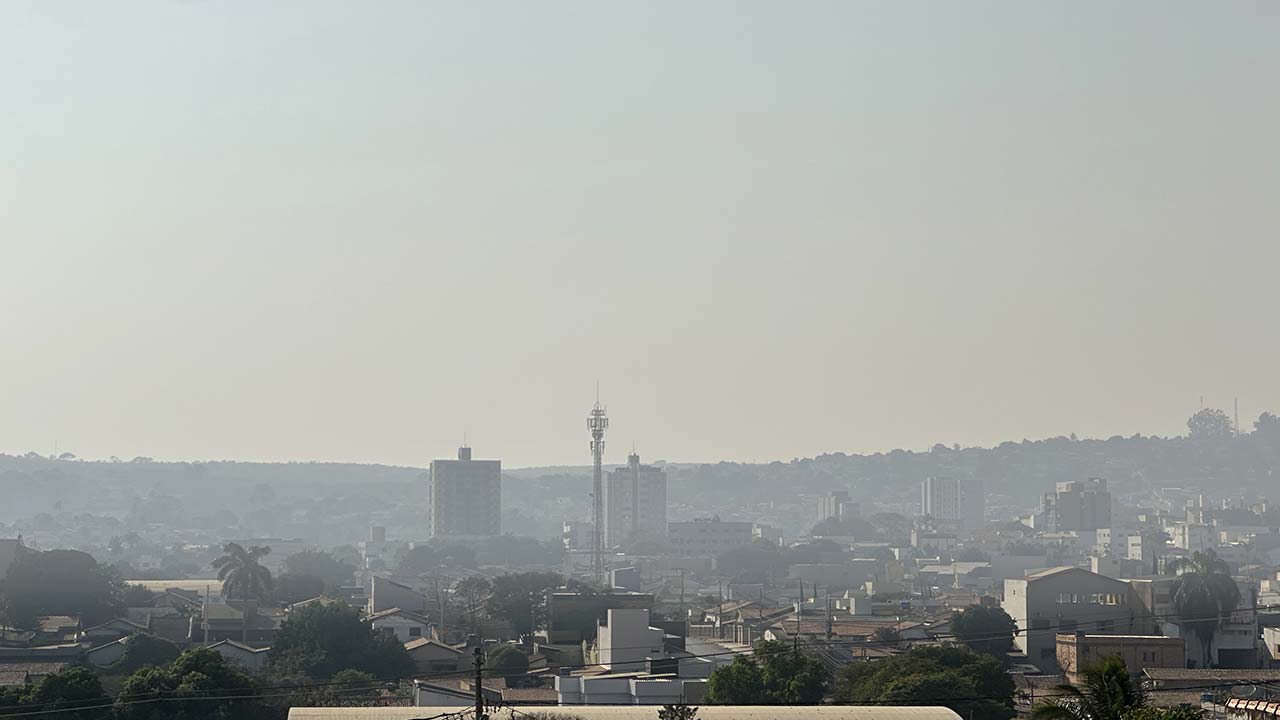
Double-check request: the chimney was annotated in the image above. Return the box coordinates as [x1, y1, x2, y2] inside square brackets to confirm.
[458, 447, 472, 461]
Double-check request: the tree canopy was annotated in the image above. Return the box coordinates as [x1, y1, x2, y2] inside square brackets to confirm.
[706, 641, 827, 704]
[212, 543, 273, 601]
[1166, 549, 1242, 668]
[952, 604, 1018, 659]
[115, 647, 257, 720]
[283, 550, 356, 592]
[1187, 408, 1234, 441]
[0, 549, 123, 628]
[486, 571, 565, 639]
[834, 645, 1015, 720]
[269, 602, 413, 680]
[1029, 656, 1146, 720]
[0, 666, 110, 720]
[117, 633, 182, 674]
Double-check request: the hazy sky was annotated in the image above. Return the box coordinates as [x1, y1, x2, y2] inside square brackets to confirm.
[2, 1, 1277, 468]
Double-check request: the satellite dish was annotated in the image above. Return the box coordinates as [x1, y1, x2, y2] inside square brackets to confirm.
[1230, 685, 1261, 699]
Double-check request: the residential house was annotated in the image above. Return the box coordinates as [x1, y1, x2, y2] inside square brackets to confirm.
[81, 618, 148, 645]
[35, 616, 82, 644]
[366, 608, 433, 643]
[404, 638, 467, 675]
[199, 601, 280, 645]
[84, 638, 129, 668]
[0, 662, 68, 689]
[369, 576, 428, 615]
[208, 640, 271, 673]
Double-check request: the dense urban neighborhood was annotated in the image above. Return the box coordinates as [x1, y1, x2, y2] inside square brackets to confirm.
[3, 408, 1280, 719]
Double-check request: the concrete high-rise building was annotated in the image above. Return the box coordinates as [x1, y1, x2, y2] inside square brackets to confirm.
[603, 453, 667, 548]
[429, 447, 501, 538]
[816, 490, 851, 524]
[1042, 478, 1111, 532]
[920, 476, 985, 529]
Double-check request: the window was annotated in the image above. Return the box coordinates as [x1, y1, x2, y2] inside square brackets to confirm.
[409, 626, 422, 637]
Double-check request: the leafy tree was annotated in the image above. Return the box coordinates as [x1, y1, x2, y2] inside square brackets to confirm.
[0, 549, 123, 628]
[1166, 549, 1242, 668]
[486, 644, 530, 683]
[477, 535, 565, 566]
[1124, 707, 1204, 720]
[118, 633, 181, 673]
[714, 542, 785, 584]
[283, 550, 356, 591]
[116, 647, 257, 720]
[274, 573, 326, 605]
[122, 584, 155, 608]
[952, 605, 1018, 658]
[17, 666, 110, 720]
[399, 543, 478, 574]
[834, 645, 1014, 720]
[1255, 412, 1280, 443]
[455, 577, 492, 633]
[707, 641, 826, 704]
[486, 571, 564, 640]
[872, 626, 901, 644]
[275, 668, 385, 708]
[268, 602, 413, 680]
[212, 543, 273, 602]
[659, 705, 700, 720]
[1029, 656, 1146, 720]
[1187, 408, 1234, 441]
[811, 516, 884, 540]
[706, 654, 766, 704]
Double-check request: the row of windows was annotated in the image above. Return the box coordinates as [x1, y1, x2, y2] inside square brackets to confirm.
[1057, 592, 1128, 606]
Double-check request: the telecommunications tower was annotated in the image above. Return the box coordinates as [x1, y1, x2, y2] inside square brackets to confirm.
[587, 396, 609, 584]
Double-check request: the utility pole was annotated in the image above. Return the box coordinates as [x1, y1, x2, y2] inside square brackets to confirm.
[473, 647, 486, 720]
[825, 585, 832, 642]
[795, 580, 802, 650]
[679, 568, 687, 620]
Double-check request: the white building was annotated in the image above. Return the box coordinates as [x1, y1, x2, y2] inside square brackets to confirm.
[920, 477, 984, 529]
[596, 608, 669, 672]
[366, 607, 433, 642]
[603, 453, 667, 548]
[1170, 523, 1214, 552]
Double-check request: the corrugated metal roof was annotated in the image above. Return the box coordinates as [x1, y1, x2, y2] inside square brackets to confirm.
[289, 706, 965, 720]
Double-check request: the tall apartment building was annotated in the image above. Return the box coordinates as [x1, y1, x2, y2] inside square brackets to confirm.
[817, 490, 851, 524]
[430, 447, 501, 538]
[1042, 478, 1111, 532]
[920, 476, 985, 529]
[602, 453, 667, 547]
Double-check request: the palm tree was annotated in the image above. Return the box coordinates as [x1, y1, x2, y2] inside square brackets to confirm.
[1165, 549, 1241, 668]
[211, 543, 273, 642]
[1030, 656, 1147, 720]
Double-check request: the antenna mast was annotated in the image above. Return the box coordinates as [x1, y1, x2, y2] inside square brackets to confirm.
[587, 395, 609, 585]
